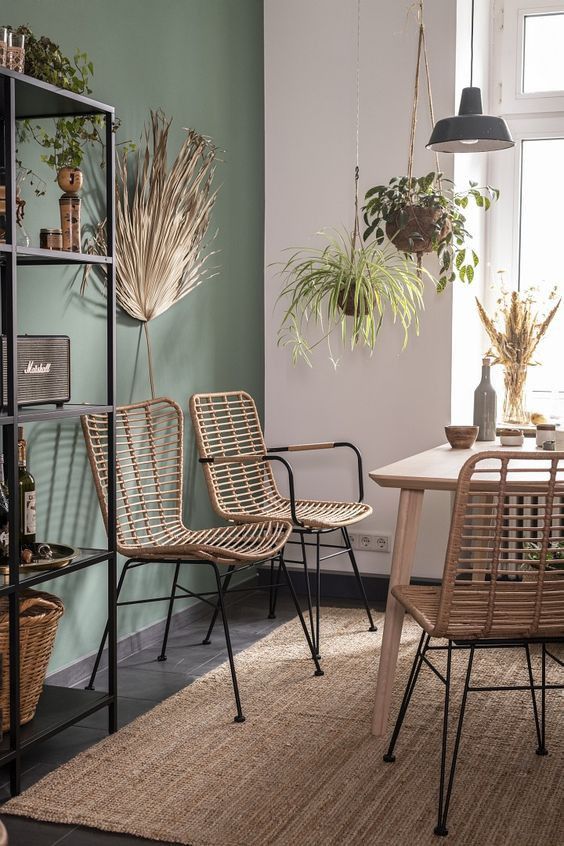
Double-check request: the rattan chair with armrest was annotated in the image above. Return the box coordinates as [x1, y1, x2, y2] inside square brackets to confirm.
[383, 451, 564, 837]
[189, 390, 377, 660]
[82, 397, 323, 723]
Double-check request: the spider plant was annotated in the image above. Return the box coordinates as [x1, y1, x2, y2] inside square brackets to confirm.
[277, 230, 427, 366]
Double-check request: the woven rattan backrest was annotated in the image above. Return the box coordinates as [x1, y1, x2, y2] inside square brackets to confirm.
[82, 398, 183, 551]
[436, 451, 564, 639]
[189, 391, 280, 520]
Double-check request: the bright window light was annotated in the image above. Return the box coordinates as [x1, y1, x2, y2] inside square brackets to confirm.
[523, 13, 564, 93]
[519, 138, 564, 403]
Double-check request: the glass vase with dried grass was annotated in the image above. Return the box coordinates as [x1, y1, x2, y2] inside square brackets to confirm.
[476, 287, 560, 425]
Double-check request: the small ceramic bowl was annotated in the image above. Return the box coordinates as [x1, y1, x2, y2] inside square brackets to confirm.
[445, 425, 479, 449]
[499, 428, 524, 447]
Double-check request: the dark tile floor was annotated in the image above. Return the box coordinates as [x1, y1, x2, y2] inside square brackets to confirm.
[0, 591, 372, 846]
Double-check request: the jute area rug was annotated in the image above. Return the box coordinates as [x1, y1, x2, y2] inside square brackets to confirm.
[3, 609, 563, 846]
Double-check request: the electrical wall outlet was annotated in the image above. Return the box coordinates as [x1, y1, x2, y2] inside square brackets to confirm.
[348, 531, 391, 553]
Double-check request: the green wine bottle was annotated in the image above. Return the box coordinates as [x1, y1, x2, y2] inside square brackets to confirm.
[0, 456, 9, 561]
[18, 426, 36, 549]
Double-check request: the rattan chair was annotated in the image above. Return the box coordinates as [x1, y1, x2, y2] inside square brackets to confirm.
[82, 397, 323, 723]
[189, 390, 377, 659]
[383, 451, 564, 837]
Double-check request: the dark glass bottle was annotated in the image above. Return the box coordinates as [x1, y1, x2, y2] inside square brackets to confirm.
[18, 426, 36, 548]
[0, 456, 9, 561]
[473, 357, 497, 442]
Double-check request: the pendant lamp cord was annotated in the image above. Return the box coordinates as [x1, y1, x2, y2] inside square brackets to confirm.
[352, 0, 362, 253]
[470, 0, 475, 86]
[407, 0, 441, 191]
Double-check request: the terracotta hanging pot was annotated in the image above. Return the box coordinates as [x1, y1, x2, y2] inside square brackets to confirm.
[385, 204, 451, 254]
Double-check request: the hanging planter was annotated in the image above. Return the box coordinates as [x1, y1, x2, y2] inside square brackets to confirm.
[277, 1, 429, 366]
[362, 2, 499, 291]
[385, 202, 450, 254]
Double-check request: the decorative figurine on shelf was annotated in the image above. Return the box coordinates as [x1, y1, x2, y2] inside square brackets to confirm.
[57, 166, 82, 252]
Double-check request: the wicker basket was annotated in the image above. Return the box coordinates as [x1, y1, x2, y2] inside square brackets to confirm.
[0, 589, 64, 731]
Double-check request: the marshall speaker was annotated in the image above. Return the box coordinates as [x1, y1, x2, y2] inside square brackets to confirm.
[0, 335, 71, 408]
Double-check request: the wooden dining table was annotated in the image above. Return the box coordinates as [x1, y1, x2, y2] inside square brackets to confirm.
[368, 438, 541, 736]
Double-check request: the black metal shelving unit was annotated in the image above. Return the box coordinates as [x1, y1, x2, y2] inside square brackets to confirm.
[0, 65, 117, 795]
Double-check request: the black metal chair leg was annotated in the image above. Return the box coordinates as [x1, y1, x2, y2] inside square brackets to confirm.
[211, 562, 245, 723]
[86, 559, 132, 690]
[315, 533, 321, 658]
[537, 642, 548, 756]
[435, 645, 474, 837]
[157, 560, 181, 661]
[202, 564, 236, 645]
[342, 526, 377, 632]
[268, 558, 282, 619]
[524, 643, 543, 753]
[280, 555, 324, 677]
[383, 631, 429, 762]
[300, 531, 316, 650]
[434, 640, 453, 837]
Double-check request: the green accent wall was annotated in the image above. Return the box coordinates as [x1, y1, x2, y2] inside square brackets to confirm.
[4, 0, 264, 671]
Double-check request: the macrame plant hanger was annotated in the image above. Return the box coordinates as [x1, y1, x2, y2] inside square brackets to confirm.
[407, 0, 441, 272]
[351, 0, 362, 260]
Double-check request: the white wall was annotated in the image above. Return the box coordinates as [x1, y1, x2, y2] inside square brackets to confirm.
[264, 0, 458, 578]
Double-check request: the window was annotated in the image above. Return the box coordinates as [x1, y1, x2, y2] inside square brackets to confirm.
[522, 13, 564, 92]
[488, 1, 564, 416]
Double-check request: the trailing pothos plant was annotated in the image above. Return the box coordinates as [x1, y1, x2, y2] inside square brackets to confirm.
[14, 25, 133, 180]
[277, 229, 428, 367]
[362, 172, 499, 292]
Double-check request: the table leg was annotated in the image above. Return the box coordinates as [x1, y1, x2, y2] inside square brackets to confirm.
[371, 487, 424, 737]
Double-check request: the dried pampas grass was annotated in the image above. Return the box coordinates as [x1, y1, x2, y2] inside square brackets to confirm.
[476, 287, 560, 423]
[84, 110, 218, 396]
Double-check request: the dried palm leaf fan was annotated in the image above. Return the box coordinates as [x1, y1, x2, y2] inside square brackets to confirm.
[84, 111, 218, 397]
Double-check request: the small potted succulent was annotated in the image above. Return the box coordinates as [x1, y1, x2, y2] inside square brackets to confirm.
[362, 172, 499, 291]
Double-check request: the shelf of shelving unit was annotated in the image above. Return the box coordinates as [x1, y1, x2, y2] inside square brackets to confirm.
[16, 246, 112, 266]
[0, 688, 113, 764]
[0, 548, 113, 596]
[0, 65, 118, 794]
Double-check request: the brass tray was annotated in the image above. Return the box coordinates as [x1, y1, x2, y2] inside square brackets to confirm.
[0, 543, 79, 583]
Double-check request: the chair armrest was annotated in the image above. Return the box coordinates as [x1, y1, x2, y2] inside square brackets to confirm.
[267, 441, 365, 502]
[199, 453, 304, 527]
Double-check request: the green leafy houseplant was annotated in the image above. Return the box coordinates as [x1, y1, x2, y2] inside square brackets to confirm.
[277, 230, 427, 366]
[362, 172, 499, 291]
[14, 26, 132, 176]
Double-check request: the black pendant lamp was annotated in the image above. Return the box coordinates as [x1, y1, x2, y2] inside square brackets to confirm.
[427, 0, 514, 153]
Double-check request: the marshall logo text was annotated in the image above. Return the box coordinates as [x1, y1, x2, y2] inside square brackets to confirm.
[23, 361, 52, 375]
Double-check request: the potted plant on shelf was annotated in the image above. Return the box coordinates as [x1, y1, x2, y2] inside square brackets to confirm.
[277, 228, 427, 367]
[14, 26, 133, 185]
[362, 172, 499, 292]
[476, 286, 560, 424]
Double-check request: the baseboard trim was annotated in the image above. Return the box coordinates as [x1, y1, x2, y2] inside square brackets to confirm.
[47, 581, 252, 689]
[49, 569, 441, 687]
[257, 566, 440, 604]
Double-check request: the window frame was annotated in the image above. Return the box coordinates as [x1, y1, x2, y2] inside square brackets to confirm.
[496, 0, 564, 115]
[487, 0, 564, 396]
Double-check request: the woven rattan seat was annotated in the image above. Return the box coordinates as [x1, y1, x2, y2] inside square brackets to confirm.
[82, 398, 291, 564]
[189, 391, 373, 529]
[80, 398, 324, 722]
[384, 451, 564, 837]
[189, 390, 377, 656]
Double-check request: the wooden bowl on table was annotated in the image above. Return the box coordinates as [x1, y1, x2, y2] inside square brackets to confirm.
[444, 425, 479, 449]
